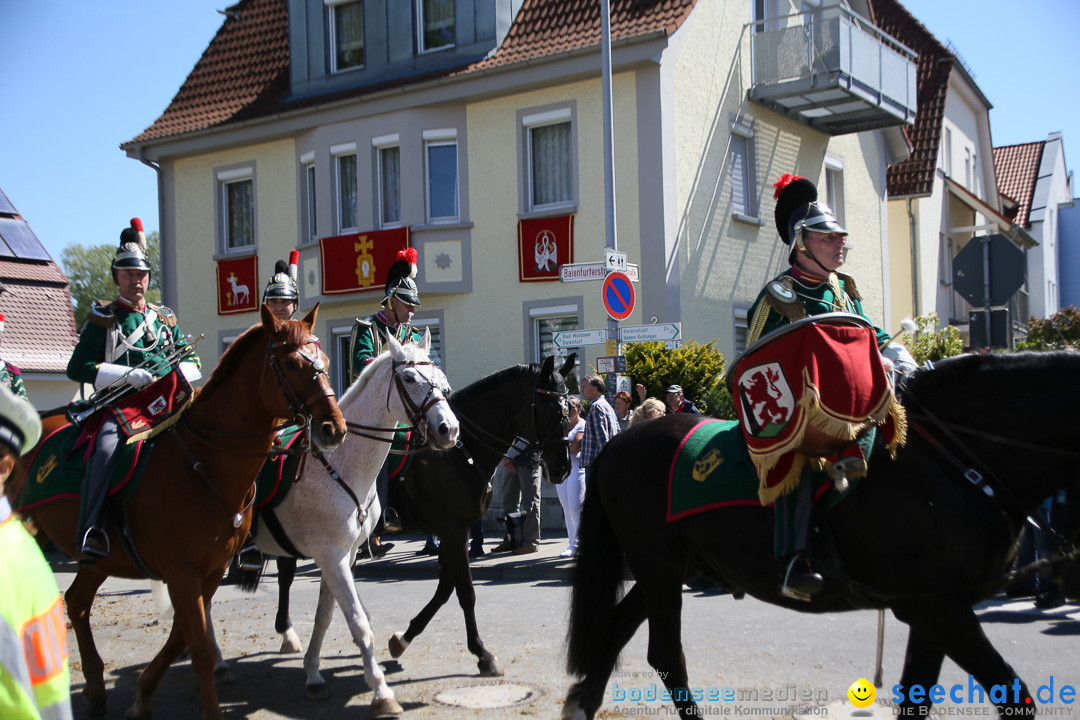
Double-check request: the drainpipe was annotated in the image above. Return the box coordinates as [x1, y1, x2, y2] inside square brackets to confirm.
[907, 197, 920, 317]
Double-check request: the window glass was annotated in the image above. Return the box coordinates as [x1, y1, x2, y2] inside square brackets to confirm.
[426, 142, 458, 221]
[535, 315, 578, 365]
[334, 331, 352, 395]
[824, 165, 845, 227]
[411, 319, 443, 369]
[733, 304, 750, 356]
[380, 146, 401, 226]
[530, 122, 573, 208]
[225, 178, 254, 250]
[306, 163, 317, 242]
[730, 135, 751, 216]
[420, 0, 454, 51]
[332, 1, 364, 71]
[338, 153, 358, 231]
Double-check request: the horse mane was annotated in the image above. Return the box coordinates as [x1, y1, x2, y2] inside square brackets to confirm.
[199, 318, 308, 400]
[339, 350, 391, 408]
[452, 363, 537, 406]
[904, 350, 1080, 406]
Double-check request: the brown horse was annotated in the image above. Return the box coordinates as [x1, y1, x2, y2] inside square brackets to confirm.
[11, 304, 346, 720]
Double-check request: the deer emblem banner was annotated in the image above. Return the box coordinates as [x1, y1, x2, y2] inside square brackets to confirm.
[216, 255, 258, 315]
[320, 228, 410, 295]
[518, 215, 573, 281]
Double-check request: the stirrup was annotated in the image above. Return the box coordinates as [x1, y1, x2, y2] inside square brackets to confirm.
[238, 545, 264, 571]
[78, 527, 110, 564]
[779, 555, 823, 602]
[382, 507, 403, 534]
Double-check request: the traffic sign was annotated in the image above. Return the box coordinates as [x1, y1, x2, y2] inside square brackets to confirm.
[602, 271, 635, 321]
[952, 234, 1025, 307]
[619, 322, 682, 343]
[596, 355, 628, 374]
[604, 248, 628, 273]
[559, 262, 639, 282]
[553, 328, 609, 348]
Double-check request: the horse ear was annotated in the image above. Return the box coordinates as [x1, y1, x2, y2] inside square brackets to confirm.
[560, 353, 577, 378]
[541, 355, 555, 376]
[420, 327, 431, 353]
[260, 303, 283, 334]
[301, 302, 320, 328]
[385, 330, 403, 357]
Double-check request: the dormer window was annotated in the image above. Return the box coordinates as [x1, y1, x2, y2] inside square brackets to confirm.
[417, 0, 454, 53]
[328, 0, 364, 72]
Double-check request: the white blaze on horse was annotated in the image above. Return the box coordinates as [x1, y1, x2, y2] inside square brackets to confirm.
[207, 330, 457, 717]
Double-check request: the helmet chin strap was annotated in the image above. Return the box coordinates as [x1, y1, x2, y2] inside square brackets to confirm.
[795, 233, 835, 277]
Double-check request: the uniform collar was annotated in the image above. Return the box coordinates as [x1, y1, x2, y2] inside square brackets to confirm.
[789, 266, 831, 285]
[116, 296, 148, 313]
[376, 310, 401, 328]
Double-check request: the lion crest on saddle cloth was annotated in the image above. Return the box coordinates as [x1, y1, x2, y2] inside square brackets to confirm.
[736, 362, 795, 439]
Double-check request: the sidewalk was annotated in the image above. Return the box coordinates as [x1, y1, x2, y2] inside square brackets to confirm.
[351, 532, 576, 583]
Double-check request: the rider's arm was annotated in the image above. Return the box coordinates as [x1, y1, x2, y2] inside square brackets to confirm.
[66, 323, 107, 386]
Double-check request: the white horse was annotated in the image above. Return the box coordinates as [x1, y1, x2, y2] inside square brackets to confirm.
[207, 330, 458, 717]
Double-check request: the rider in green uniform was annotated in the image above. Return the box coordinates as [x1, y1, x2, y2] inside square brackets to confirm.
[0, 384, 72, 720]
[66, 219, 201, 563]
[350, 249, 423, 557]
[746, 175, 914, 601]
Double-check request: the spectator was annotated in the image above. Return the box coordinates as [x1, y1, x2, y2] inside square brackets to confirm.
[613, 390, 632, 432]
[556, 396, 587, 557]
[580, 375, 620, 472]
[629, 397, 666, 427]
[664, 385, 700, 415]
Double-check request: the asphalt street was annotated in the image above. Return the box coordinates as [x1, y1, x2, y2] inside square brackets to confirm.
[51, 534, 1080, 720]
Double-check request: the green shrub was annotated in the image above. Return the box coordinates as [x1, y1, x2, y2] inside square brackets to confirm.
[623, 340, 727, 415]
[904, 313, 964, 365]
[1013, 306, 1080, 352]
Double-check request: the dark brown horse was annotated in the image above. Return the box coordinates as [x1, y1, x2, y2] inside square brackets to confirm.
[11, 304, 346, 720]
[565, 351, 1080, 719]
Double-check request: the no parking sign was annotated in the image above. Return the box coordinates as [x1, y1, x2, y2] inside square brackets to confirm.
[602, 271, 635, 321]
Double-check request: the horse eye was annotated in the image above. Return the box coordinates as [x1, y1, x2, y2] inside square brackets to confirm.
[284, 359, 300, 372]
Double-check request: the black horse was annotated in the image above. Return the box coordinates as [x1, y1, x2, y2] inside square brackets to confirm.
[565, 351, 1080, 720]
[270, 354, 574, 675]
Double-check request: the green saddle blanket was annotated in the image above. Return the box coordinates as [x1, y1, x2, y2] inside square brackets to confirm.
[257, 427, 306, 512]
[667, 419, 867, 521]
[17, 421, 155, 513]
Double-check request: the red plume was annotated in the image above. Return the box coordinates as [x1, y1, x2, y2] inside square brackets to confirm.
[398, 247, 418, 265]
[130, 217, 144, 232]
[288, 249, 299, 266]
[772, 174, 805, 200]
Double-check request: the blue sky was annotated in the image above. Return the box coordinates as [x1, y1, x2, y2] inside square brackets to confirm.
[1, 0, 1077, 267]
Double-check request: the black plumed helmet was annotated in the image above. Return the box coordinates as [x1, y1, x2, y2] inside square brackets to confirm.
[772, 174, 846, 245]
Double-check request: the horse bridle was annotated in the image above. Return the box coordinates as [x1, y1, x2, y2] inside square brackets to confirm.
[453, 374, 569, 462]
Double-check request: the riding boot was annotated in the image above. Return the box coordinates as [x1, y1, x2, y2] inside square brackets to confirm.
[78, 418, 120, 564]
[780, 553, 824, 601]
[775, 467, 821, 601]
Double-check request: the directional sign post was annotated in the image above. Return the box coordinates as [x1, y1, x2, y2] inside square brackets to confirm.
[559, 262, 639, 282]
[553, 328, 609, 348]
[602, 271, 635, 321]
[618, 322, 682, 344]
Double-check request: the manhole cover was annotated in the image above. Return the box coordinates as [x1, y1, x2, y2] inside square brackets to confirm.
[433, 682, 540, 709]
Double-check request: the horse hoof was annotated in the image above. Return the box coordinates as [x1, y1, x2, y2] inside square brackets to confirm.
[388, 632, 409, 659]
[305, 682, 329, 700]
[214, 664, 236, 684]
[478, 656, 503, 677]
[279, 628, 303, 654]
[372, 696, 403, 717]
[561, 698, 588, 720]
[84, 693, 107, 718]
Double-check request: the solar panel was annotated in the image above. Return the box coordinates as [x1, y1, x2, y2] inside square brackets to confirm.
[0, 188, 15, 215]
[0, 217, 51, 261]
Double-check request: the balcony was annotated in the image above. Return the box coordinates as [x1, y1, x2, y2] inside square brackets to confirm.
[748, 4, 917, 136]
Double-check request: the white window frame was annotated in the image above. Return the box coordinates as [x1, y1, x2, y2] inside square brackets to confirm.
[730, 119, 759, 222]
[300, 151, 317, 245]
[824, 156, 846, 228]
[217, 166, 256, 254]
[733, 303, 750, 357]
[523, 108, 575, 212]
[331, 324, 354, 396]
[423, 129, 458, 224]
[416, 0, 455, 53]
[332, 142, 359, 233]
[528, 302, 581, 366]
[410, 315, 445, 370]
[373, 133, 401, 228]
[327, 0, 365, 73]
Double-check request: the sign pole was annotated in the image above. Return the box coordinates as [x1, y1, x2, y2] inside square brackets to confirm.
[600, 0, 621, 371]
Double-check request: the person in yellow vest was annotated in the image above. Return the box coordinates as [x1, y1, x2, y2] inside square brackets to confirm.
[0, 384, 73, 720]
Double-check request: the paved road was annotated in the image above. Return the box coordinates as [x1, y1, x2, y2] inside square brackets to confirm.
[53, 535, 1080, 720]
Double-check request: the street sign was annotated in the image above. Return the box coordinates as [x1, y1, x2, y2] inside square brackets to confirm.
[619, 322, 682, 343]
[952, 234, 1026, 307]
[604, 248, 628, 273]
[602, 271, 635, 321]
[552, 328, 609, 348]
[559, 262, 639, 282]
[596, 356, 627, 374]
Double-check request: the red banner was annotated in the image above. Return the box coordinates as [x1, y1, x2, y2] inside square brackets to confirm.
[216, 255, 258, 315]
[518, 215, 573, 282]
[320, 228, 410, 295]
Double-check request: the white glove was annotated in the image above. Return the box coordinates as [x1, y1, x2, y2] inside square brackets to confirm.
[95, 363, 154, 390]
[179, 361, 202, 383]
[881, 343, 918, 375]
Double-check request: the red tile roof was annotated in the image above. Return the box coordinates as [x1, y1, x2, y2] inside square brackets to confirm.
[993, 141, 1043, 230]
[130, 0, 697, 146]
[867, 0, 953, 197]
[0, 260, 79, 373]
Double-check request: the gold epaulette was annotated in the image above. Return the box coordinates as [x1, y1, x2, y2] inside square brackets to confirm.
[153, 304, 178, 328]
[836, 272, 861, 301]
[764, 277, 807, 322]
[87, 300, 117, 329]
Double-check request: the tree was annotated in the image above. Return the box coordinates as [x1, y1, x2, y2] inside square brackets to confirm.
[623, 340, 728, 415]
[1013, 306, 1080, 352]
[62, 231, 162, 328]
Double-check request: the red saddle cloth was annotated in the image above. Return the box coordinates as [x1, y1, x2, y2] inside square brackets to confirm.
[728, 313, 906, 504]
[111, 369, 193, 442]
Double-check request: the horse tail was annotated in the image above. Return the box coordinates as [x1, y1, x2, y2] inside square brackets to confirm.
[566, 447, 625, 677]
[234, 557, 264, 593]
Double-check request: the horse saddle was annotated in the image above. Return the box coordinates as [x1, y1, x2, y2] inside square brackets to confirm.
[255, 426, 307, 512]
[16, 419, 156, 513]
